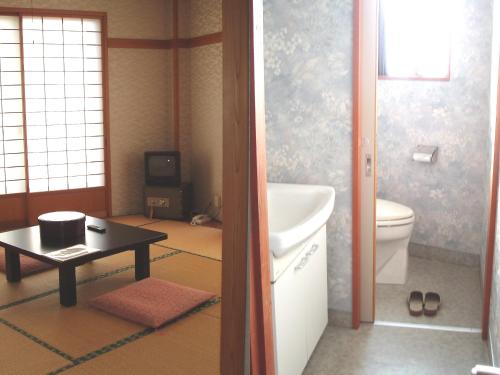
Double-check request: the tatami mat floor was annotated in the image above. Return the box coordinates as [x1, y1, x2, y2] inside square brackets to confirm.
[0, 215, 222, 375]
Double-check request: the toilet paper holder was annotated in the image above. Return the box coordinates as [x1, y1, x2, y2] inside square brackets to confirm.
[413, 145, 438, 163]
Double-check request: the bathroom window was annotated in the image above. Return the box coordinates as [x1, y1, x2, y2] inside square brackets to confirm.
[378, 0, 451, 80]
[0, 14, 105, 195]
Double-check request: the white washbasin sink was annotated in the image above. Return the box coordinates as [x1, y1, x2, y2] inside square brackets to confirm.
[267, 183, 335, 257]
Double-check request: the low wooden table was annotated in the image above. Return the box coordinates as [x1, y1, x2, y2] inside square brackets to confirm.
[0, 216, 167, 307]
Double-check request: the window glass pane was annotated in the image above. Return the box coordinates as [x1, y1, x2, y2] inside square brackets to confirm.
[66, 98, 84, 111]
[87, 161, 104, 175]
[25, 84, 45, 99]
[25, 71, 44, 84]
[2, 85, 22, 99]
[1, 58, 21, 71]
[65, 58, 83, 72]
[49, 177, 68, 191]
[43, 17, 63, 31]
[23, 29, 43, 44]
[5, 153, 24, 167]
[29, 178, 48, 192]
[65, 84, 84, 98]
[3, 113, 23, 126]
[28, 152, 47, 166]
[6, 167, 25, 180]
[83, 45, 101, 58]
[87, 174, 104, 187]
[29, 166, 48, 179]
[26, 98, 45, 112]
[68, 163, 86, 176]
[86, 123, 103, 136]
[63, 18, 82, 32]
[45, 85, 65, 99]
[64, 31, 82, 44]
[27, 139, 47, 153]
[64, 44, 83, 58]
[82, 19, 100, 32]
[44, 57, 64, 72]
[83, 32, 101, 45]
[85, 84, 102, 98]
[48, 164, 67, 177]
[68, 175, 86, 189]
[3, 127, 23, 141]
[67, 137, 85, 150]
[1, 71, 22, 85]
[27, 126, 46, 140]
[86, 136, 103, 149]
[23, 44, 43, 57]
[0, 29, 20, 43]
[44, 44, 63, 58]
[6, 180, 26, 194]
[2, 99, 23, 113]
[19, 16, 105, 193]
[0, 44, 20, 57]
[0, 15, 19, 29]
[47, 125, 66, 138]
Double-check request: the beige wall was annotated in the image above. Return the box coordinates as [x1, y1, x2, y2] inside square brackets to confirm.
[109, 49, 173, 214]
[179, 0, 223, 219]
[0, 0, 175, 215]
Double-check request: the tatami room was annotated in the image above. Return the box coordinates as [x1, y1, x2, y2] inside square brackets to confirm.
[0, 1, 224, 374]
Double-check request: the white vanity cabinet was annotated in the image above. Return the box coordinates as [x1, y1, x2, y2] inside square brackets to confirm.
[271, 225, 328, 375]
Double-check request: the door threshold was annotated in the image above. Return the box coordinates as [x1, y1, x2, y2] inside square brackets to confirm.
[374, 320, 481, 334]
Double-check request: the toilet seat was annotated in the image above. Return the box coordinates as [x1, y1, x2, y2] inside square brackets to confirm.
[376, 199, 414, 227]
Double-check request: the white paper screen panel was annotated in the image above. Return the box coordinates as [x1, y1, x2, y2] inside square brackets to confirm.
[22, 16, 104, 192]
[0, 15, 25, 195]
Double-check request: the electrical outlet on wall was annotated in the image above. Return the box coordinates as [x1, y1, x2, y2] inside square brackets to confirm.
[213, 194, 222, 208]
[147, 197, 170, 208]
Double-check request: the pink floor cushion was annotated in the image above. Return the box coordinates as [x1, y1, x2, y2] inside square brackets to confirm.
[89, 278, 216, 328]
[0, 249, 54, 276]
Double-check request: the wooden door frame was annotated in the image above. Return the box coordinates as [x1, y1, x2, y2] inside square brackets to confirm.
[221, 0, 252, 374]
[352, 0, 500, 340]
[482, 56, 500, 340]
[248, 0, 276, 373]
[352, 0, 362, 329]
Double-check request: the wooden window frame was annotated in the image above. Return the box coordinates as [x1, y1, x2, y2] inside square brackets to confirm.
[0, 7, 111, 228]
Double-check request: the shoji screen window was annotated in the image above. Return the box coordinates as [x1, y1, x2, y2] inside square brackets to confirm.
[0, 16, 26, 195]
[23, 16, 104, 192]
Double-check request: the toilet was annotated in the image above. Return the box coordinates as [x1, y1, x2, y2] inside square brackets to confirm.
[376, 199, 415, 284]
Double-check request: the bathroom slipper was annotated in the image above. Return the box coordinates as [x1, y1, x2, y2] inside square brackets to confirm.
[408, 291, 424, 316]
[424, 292, 441, 316]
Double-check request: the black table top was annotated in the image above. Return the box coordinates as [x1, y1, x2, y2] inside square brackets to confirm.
[0, 217, 167, 265]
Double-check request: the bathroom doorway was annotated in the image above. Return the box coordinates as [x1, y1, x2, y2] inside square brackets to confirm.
[354, 0, 500, 339]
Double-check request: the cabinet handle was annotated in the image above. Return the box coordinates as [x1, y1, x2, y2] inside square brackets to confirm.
[306, 244, 319, 257]
[294, 257, 308, 271]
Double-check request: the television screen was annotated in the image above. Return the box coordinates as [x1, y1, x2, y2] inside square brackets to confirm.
[148, 155, 178, 177]
[145, 151, 181, 186]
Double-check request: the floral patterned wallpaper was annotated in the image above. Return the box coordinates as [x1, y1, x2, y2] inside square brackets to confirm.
[377, 0, 493, 256]
[264, 0, 354, 312]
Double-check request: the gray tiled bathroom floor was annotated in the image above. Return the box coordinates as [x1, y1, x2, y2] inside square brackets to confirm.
[304, 324, 488, 375]
[303, 256, 487, 374]
[376, 256, 482, 328]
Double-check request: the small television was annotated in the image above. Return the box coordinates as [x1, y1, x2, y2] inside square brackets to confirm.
[145, 151, 181, 186]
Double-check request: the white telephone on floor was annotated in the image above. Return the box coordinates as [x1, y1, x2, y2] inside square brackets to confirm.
[190, 214, 211, 226]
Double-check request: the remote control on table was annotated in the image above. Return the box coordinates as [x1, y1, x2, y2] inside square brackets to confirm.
[87, 224, 106, 233]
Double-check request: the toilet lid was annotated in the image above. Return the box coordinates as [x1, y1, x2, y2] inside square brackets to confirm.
[376, 199, 414, 221]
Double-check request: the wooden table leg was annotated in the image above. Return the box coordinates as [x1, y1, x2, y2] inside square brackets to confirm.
[5, 247, 21, 282]
[135, 244, 150, 281]
[59, 265, 76, 307]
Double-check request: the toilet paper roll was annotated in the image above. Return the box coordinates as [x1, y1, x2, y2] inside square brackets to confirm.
[412, 152, 433, 163]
